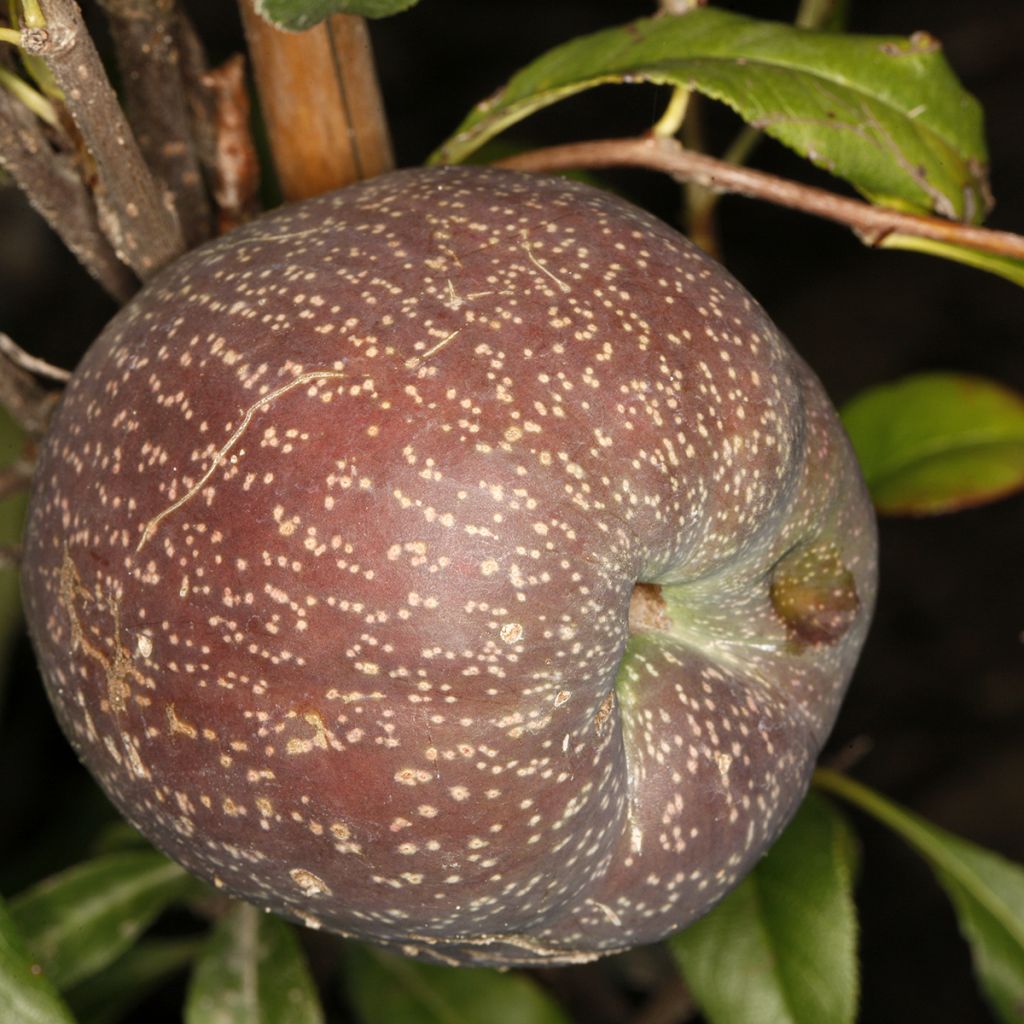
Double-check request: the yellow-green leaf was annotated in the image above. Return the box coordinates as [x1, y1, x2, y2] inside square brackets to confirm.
[841, 373, 1024, 514]
[880, 234, 1024, 289]
[670, 792, 859, 1024]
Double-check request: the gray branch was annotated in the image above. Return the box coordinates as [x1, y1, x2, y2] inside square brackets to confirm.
[22, 0, 186, 278]
[0, 65, 137, 303]
[95, 0, 213, 247]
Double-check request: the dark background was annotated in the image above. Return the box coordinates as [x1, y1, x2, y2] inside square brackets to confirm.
[0, 1, 1021, 1021]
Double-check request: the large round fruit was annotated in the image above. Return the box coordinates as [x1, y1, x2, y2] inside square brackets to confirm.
[21, 166, 877, 966]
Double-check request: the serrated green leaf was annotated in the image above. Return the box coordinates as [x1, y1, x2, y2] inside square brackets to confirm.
[816, 769, 1024, 1024]
[841, 372, 1024, 514]
[344, 943, 570, 1024]
[68, 937, 201, 1024]
[670, 792, 858, 1024]
[254, 0, 419, 31]
[9, 850, 194, 990]
[879, 233, 1024, 288]
[432, 8, 989, 222]
[0, 897, 77, 1024]
[185, 903, 323, 1024]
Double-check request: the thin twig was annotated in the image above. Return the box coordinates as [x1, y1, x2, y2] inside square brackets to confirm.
[496, 135, 1024, 259]
[0, 332, 72, 381]
[95, 0, 212, 247]
[172, 9, 224, 203]
[174, 10, 261, 232]
[679, 0, 841, 251]
[679, 95, 719, 256]
[238, 2, 393, 200]
[0, 333, 63, 436]
[22, 0, 185, 278]
[0, 59, 137, 302]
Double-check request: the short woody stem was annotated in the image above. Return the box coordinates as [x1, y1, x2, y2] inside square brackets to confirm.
[95, 0, 213, 247]
[238, 3, 394, 202]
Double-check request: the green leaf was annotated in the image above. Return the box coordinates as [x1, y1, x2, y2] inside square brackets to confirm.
[9, 850, 195, 990]
[0, 896, 77, 1024]
[879, 234, 1024, 288]
[841, 372, 1024, 514]
[344, 942, 571, 1024]
[815, 769, 1024, 1024]
[432, 8, 989, 222]
[670, 792, 858, 1024]
[254, 0, 419, 30]
[185, 903, 323, 1024]
[68, 938, 201, 1024]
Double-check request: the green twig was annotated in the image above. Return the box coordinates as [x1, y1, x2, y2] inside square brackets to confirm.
[0, 26, 22, 44]
[652, 85, 689, 138]
[795, 0, 845, 31]
[18, 0, 45, 28]
[0, 62, 55, 123]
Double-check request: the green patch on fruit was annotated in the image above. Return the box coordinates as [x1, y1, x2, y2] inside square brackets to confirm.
[433, 7, 989, 222]
[841, 372, 1024, 514]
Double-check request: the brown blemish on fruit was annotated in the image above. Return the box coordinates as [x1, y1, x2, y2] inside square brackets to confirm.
[58, 549, 140, 714]
[285, 710, 331, 755]
[594, 692, 616, 735]
[770, 541, 861, 648]
[290, 867, 332, 896]
[166, 703, 198, 739]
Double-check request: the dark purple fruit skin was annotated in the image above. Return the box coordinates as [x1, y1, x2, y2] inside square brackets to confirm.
[21, 166, 877, 967]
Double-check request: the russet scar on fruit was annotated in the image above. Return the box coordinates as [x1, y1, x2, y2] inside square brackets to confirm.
[22, 166, 878, 967]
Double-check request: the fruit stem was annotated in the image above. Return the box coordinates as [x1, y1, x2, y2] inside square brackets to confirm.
[628, 582, 671, 634]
